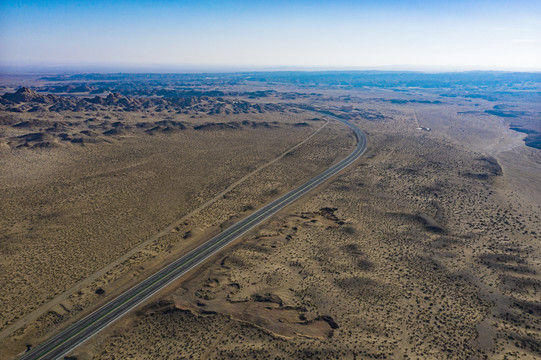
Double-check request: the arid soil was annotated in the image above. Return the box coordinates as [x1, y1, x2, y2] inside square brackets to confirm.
[74, 93, 540, 360]
[0, 99, 354, 359]
[1, 74, 539, 359]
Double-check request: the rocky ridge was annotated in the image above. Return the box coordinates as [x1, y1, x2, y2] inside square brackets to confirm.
[0, 88, 282, 114]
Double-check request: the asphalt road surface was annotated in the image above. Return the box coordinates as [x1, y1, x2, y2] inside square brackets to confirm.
[19, 116, 367, 360]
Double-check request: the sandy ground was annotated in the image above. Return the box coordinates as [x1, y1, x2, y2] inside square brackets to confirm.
[71, 92, 540, 360]
[1, 82, 539, 359]
[0, 108, 355, 359]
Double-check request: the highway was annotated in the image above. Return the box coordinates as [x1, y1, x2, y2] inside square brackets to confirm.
[19, 116, 367, 360]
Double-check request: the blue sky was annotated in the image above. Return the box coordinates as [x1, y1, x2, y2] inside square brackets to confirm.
[1, 0, 540, 71]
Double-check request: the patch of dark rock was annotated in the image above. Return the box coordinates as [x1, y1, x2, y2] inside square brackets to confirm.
[200, 310, 218, 315]
[477, 156, 503, 176]
[229, 283, 240, 290]
[12, 120, 52, 128]
[0, 114, 19, 125]
[17, 132, 52, 142]
[102, 128, 123, 136]
[28, 106, 44, 112]
[194, 122, 242, 130]
[145, 126, 163, 134]
[6, 107, 24, 113]
[144, 120, 187, 134]
[319, 207, 338, 218]
[220, 255, 245, 269]
[249, 120, 273, 128]
[111, 121, 128, 129]
[162, 306, 191, 315]
[155, 120, 187, 129]
[318, 315, 339, 329]
[144, 300, 174, 312]
[79, 130, 98, 137]
[253, 293, 283, 306]
[57, 133, 71, 141]
[36, 141, 58, 148]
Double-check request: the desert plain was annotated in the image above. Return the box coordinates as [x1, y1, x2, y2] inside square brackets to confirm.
[0, 72, 540, 359]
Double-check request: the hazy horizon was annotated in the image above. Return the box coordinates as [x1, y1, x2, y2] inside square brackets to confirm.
[2, 64, 541, 76]
[1, 0, 540, 72]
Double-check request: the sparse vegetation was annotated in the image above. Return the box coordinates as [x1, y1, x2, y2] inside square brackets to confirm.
[1, 72, 539, 359]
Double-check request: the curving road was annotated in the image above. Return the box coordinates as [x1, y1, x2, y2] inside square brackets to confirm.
[19, 116, 367, 360]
